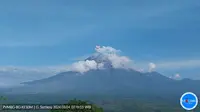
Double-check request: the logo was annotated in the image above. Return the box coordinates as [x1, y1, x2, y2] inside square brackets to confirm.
[180, 92, 198, 110]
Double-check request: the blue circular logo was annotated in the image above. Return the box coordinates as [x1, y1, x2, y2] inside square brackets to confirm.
[180, 92, 198, 110]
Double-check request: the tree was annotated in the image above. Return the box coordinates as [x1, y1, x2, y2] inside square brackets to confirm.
[50, 99, 103, 112]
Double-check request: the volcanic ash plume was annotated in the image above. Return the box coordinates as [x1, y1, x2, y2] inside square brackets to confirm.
[70, 46, 133, 73]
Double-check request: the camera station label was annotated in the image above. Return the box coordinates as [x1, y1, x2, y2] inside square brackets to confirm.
[1, 104, 92, 110]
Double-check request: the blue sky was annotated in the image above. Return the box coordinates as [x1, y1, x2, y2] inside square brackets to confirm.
[0, 0, 200, 78]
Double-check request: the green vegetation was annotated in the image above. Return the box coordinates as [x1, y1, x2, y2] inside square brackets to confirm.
[0, 96, 7, 101]
[50, 99, 103, 112]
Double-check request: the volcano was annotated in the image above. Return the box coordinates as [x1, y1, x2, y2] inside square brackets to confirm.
[6, 46, 200, 96]
[11, 69, 200, 96]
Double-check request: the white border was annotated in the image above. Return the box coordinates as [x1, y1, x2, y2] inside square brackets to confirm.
[180, 92, 198, 111]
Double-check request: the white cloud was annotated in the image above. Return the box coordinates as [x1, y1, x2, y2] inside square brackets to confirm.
[95, 46, 120, 54]
[174, 73, 181, 79]
[108, 55, 132, 69]
[70, 60, 98, 73]
[148, 62, 156, 72]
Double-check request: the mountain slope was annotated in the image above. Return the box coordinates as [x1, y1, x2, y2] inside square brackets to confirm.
[7, 68, 200, 96]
